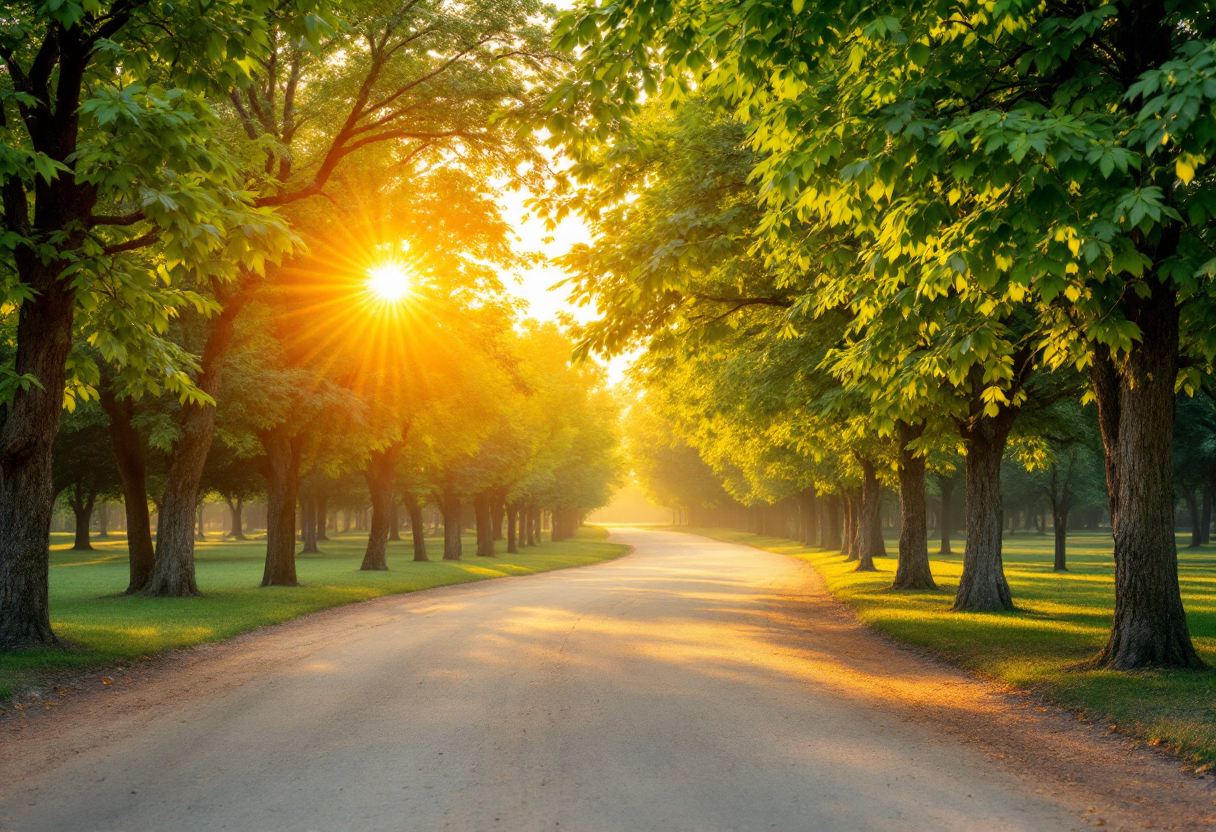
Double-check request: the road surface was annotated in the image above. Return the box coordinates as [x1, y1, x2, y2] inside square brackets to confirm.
[2, 528, 1212, 831]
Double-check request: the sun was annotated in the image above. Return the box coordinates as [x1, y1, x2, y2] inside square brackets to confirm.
[366, 260, 412, 302]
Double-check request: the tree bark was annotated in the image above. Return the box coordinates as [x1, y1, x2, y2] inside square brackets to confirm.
[474, 493, 495, 556]
[403, 494, 428, 561]
[1090, 279, 1204, 669]
[259, 426, 302, 587]
[196, 505, 207, 541]
[389, 501, 401, 542]
[954, 409, 1017, 612]
[823, 493, 842, 550]
[491, 494, 505, 541]
[226, 497, 247, 540]
[0, 259, 76, 646]
[841, 491, 856, 558]
[361, 446, 399, 571]
[855, 459, 883, 572]
[893, 421, 936, 590]
[440, 486, 463, 560]
[937, 474, 954, 556]
[316, 492, 329, 541]
[506, 504, 520, 554]
[69, 483, 97, 551]
[1054, 511, 1069, 572]
[148, 293, 247, 597]
[97, 503, 109, 538]
[798, 488, 818, 547]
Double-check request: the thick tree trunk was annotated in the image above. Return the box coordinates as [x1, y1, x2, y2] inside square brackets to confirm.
[0, 254, 80, 647]
[148, 294, 246, 597]
[259, 426, 302, 587]
[1186, 491, 1202, 548]
[893, 422, 935, 590]
[855, 459, 883, 572]
[403, 495, 428, 561]
[361, 447, 399, 571]
[226, 498, 247, 540]
[937, 474, 954, 556]
[440, 487, 463, 560]
[954, 410, 1017, 612]
[491, 495, 505, 541]
[1090, 280, 1204, 669]
[506, 504, 519, 554]
[823, 494, 842, 550]
[1054, 509, 1069, 572]
[474, 493, 495, 557]
[70, 484, 96, 551]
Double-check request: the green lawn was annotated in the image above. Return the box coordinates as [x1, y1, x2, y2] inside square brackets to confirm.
[1, 527, 627, 700]
[689, 527, 1216, 770]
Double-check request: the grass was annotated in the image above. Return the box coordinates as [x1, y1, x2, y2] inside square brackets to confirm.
[687, 526, 1216, 770]
[0, 526, 627, 700]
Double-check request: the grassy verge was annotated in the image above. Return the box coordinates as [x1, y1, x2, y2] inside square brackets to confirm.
[687, 526, 1216, 769]
[1, 527, 626, 700]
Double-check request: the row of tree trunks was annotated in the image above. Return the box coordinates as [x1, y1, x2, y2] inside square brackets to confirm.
[798, 488, 818, 547]
[893, 421, 935, 590]
[259, 425, 302, 587]
[822, 494, 842, 550]
[551, 507, 580, 542]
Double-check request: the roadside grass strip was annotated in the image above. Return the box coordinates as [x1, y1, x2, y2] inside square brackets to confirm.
[688, 527, 1216, 770]
[0, 527, 627, 700]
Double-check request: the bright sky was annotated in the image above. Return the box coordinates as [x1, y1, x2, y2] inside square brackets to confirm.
[498, 188, 635, 386]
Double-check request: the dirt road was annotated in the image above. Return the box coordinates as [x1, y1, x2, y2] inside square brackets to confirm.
[2, 528, 1212, 831]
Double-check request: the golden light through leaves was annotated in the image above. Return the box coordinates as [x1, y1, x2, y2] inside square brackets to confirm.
[366, 260, 413, 302]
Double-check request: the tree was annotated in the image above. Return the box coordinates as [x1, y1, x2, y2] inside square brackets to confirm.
[0, 0, 298, 646]
[51, 403, 121, 551]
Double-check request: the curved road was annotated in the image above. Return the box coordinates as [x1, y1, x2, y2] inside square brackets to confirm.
[1, 529, 1205, 831]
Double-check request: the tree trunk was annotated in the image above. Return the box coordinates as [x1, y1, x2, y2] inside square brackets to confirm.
[841, 492, 855, 558]
[389, 501, 401, 542]
[893, 422, 936, 590]
[196, 504, 207, 541]
[70, 484, 96, 551]
[147, 295, 247, 597]
[103, 394, 161, 583]
[855, 459, 883, 572]
[440, 486, 463, 560]
[474, 493, 495, 557]
[259, 426, 302, 587]
[300, 486, 320, 554]
[1054, 509, 1069, 572]
[506, 504, 520, 554]
[1090, 280, 1204, 669]
[316, 493, 329, 541]
[937, 474, 954, 556]
[227, 497, 247, 540]
[491, 495, 505, 541]
[823, 494, 842, 550]
[954, 409, 1017, 612]
[361, 446, 399, 571]
[0, 259, 76, 647]
[798, 488, 818, 547]
[97, 503, 109, 538]
[403, 495, 428, 561]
